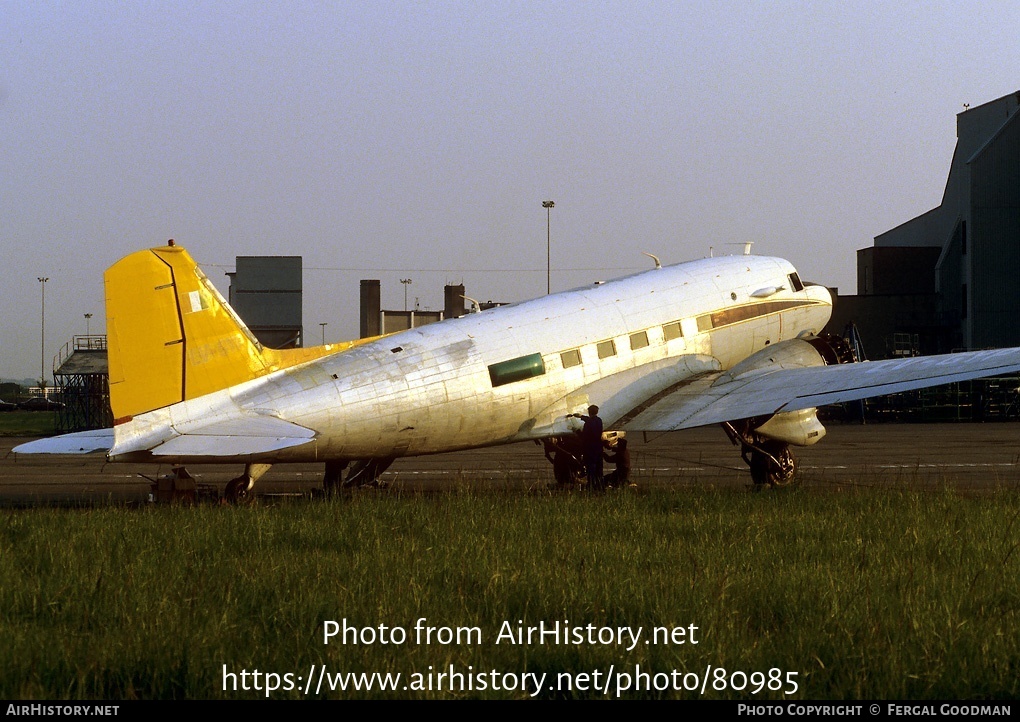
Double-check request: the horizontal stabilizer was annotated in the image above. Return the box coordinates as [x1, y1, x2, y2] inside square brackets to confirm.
[149, 416, 316, 457]
[13, 429, 115, 455]
[624, 347, 1020, 431]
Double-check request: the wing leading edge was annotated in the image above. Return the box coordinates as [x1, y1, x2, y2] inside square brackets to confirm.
[623, 347, 1020, 432]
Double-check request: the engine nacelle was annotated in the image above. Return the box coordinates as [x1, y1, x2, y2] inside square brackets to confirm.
[755, 407, 826, 446]
[721, 335, 855, 447]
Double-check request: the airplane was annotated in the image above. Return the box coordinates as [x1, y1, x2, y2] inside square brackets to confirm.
[15, 240, 1020, 500]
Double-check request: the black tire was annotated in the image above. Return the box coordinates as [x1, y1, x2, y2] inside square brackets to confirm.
[224, 476, 251, 503]
[749, 444, 796, 488]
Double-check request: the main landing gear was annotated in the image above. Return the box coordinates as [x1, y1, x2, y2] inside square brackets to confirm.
[722, 422, 797, 489]
[322, 458, 395, 493]
[219, 458, 395, 502]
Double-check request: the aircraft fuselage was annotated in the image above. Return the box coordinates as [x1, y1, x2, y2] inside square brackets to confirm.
[110, 255, 832, 463]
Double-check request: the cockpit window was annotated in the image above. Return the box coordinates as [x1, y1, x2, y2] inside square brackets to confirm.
[788, 272, 805, 292]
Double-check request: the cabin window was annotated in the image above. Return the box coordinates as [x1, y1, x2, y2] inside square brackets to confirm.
[560, 349, 582, 368]
[488, 353, 546, 387]
[788, 272, 805, 292]
[597, 340, 617, 359]
[696, 315, 714, 332]
[629, 331, 649, 350]
[662, 321, 683, 341]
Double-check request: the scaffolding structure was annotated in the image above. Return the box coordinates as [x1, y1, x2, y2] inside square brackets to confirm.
[53, 336, 112, 432]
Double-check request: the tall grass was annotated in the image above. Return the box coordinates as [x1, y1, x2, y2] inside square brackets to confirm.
[1, 486, 1017, 699]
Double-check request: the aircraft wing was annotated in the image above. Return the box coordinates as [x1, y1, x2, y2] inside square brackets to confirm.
[623, 347, 1020, 431]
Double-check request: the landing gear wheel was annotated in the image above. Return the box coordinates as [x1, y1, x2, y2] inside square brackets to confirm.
[749, 443, 797, 488]
[224, 475, 253, 503]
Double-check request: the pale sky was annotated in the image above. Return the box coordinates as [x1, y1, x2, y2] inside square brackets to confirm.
[2, 1, 1018, 381]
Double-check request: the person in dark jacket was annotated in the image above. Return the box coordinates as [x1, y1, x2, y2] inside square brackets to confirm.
[603, 438, 631, 488]
[569, 405, 604, 488]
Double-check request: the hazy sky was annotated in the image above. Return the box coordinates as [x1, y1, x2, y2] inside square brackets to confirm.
[2, 1, 1018, 380]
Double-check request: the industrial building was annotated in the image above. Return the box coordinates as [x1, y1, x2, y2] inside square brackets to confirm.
[828, 90, 1020, 357]
[226, 256, 303, 348]
[358, 280, 489, 337]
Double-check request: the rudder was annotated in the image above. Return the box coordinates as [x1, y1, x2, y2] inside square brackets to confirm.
[105, 241, 272, 421]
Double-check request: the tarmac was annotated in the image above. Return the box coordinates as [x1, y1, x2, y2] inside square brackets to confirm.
[2, 422, 1019, 506]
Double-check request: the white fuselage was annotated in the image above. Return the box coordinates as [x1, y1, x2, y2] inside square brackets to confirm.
[111, 255, 832, 463]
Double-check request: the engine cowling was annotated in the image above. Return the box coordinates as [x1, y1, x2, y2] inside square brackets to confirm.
[723, 334, 855, 447]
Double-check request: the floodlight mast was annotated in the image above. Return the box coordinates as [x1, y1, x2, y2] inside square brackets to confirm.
[400, 278, 413, 311]
[38, 277, 49, 387]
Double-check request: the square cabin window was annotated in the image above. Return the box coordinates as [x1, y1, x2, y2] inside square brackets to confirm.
[629, 331, 649, 350]
[560, 349, 582, 368]
[597, 339, 617, 359]
[662, 321, 682, 341]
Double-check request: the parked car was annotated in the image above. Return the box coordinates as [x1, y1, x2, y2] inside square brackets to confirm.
[0, 399, 17, 412]
[18, 397, 65, 411]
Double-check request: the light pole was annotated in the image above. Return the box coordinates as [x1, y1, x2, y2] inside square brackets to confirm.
[542, 201, 554, 294]
[38, 277, 49, 387]
[400, 278, 413, 311]
[84, 312, 93, 337]
[319, 322, 327, 345]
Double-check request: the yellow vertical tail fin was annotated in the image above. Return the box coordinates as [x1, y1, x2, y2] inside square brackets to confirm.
[105, 242, 352, 421]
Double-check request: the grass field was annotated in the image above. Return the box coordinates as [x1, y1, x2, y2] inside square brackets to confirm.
[0, 412, 57, 437]
[1, 485, 1018, 700]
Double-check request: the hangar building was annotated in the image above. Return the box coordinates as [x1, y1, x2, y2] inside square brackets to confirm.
[828, 90, 1020, 357]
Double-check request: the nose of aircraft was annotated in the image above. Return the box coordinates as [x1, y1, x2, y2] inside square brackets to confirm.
[806, 282, 833, 307]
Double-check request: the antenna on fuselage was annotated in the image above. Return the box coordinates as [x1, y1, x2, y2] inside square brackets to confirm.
[642, 252, 662, 269]
[724, 242, 754, 256]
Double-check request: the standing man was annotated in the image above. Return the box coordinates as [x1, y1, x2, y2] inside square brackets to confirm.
[569, 405, 604, 489]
